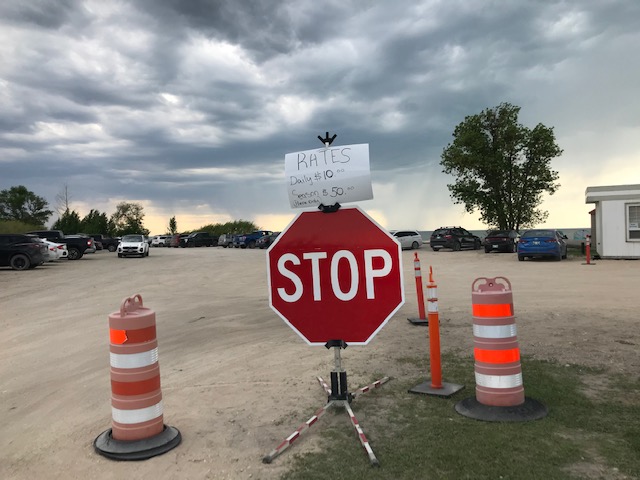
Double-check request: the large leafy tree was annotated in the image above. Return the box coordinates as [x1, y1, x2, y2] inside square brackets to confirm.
[0, 185, 53, 226]
[110, 202, 149, 236]
[53, 209, 82, 234]
[81, 209, 112, 235]
[440, 103, 562, 231]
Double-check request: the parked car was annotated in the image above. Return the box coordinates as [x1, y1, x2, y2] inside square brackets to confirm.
[170, 234, 189, 248]
[184, 232, 218, 247]
[151, 235, 172, 247]
[0, 234, 47, 270]
[430, 227, 482, 251]
[117, 234, 150, 258]
[390, 230, 423, 250]
[232, 233, 246, 248]
[234, 231, 273, 249]
[66, 235, 96, 254]
[256, 232, 280, 249]
[26, 230, 93, 260]
[34, 238, 69, 261]
[89, 234, 119, 252]
[217, 233, 234, 248]
[517, 229, 568, 261]
[483, 230, 519, 253]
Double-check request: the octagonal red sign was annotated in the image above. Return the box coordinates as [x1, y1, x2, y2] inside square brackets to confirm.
[267, 207, 404, 345]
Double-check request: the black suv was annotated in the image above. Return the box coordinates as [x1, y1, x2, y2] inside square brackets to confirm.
[0, 234, 47, 270]
[184, 232, 218, 247]
[430, 227, 482, 251]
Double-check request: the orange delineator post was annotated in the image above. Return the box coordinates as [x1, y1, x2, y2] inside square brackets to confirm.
[407, 252, 428, 325]
[427, 267, 442, 388]
[582, 234, 595, 266]
[409, 266, 464, 397]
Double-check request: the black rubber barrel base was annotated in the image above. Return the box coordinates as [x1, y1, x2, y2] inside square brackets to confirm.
[409, 381, 464, 398]
[455, 397, 548, 422]
[94, 425, 181, 460]
[407, 318, 428, 326]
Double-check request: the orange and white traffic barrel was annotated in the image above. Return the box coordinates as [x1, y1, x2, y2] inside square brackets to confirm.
[94, 294, 181, 460]
[455, 277, 547, 421]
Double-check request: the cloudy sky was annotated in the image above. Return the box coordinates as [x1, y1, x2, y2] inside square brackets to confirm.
[1, 0, 639, 234]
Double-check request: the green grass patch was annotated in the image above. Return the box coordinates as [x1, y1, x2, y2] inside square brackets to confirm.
[279, 354, 640, 480]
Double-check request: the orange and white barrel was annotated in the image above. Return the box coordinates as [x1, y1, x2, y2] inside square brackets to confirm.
[108, 294, 164, 441]
[471, 277, 524, 407]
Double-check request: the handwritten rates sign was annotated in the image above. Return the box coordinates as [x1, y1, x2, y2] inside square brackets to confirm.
[285, 144, 373, 209]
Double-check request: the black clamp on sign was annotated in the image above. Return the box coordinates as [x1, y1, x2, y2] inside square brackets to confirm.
[317, 132, 340, 214]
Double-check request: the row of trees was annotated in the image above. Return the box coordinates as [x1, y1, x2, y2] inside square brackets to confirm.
[52, 203, 149, 236]
[0, 185, 259, 237]
[0, 187, 153, 237]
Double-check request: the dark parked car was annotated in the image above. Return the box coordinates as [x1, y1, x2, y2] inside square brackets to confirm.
[169, 234, 189, 248]
[0, 234, 47, 270]
[517, 229, 568, 261]
[430, 227, 481, 251]
[26, 230, 93, 260]
[184, 232, 218, 247]
[234, 230, 273, 249]
[256, 232, 280, 249]
[484, 230, 519, 253]
[89, 234, 119, 252]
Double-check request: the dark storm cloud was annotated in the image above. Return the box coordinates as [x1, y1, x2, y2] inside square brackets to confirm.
[1, 0, 639, 230]
[0, 0, 81, 29]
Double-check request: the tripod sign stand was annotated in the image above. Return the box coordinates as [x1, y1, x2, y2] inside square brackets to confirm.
[263, 340, 389, 466]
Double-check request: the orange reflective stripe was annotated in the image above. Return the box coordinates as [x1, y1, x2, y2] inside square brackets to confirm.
[474, 347, 520, 363]
[472, 303, 513, 317]
[110, 329, 128, 345]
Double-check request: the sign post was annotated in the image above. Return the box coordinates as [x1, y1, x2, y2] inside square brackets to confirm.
[263, 133, 404, 466]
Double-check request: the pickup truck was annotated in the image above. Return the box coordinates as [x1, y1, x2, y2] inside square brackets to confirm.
[89, 234, 119, 252]
[234, 230, 273, 249]
[26, 230, 94, 260]
[184, 232, 218, 247]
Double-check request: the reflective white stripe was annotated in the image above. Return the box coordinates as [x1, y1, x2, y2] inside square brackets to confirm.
[414, 261, 421, 277]
[473, 324, 517, 339]
[427, 287, 437, 299]
[110, 348, 158, 369]
[428, 302, 438, 312]
[475, 372, 522, 389]
[112, 400, 163, 424]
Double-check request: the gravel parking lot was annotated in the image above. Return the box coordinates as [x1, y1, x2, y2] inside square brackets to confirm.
[1, 246, 638, 479]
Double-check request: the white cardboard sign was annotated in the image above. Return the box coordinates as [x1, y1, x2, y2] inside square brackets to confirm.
[285, 143, 373, 209]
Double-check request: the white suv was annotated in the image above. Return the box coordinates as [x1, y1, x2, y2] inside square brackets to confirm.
[117, 234, 150, 258]
[390, 230, 423, 250]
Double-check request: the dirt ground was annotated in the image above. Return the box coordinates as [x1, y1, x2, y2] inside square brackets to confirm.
[1, 245, 638, 479]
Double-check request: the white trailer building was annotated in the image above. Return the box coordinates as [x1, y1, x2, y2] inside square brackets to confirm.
[585, 184, 640, 259]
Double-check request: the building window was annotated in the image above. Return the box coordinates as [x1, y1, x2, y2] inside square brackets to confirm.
[627, 203, 640, 241]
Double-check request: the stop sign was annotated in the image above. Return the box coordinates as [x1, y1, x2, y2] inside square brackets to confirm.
[267, 207, 404, 345]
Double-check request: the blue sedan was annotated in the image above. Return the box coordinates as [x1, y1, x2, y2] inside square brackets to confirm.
[517, 229, 568, 261]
